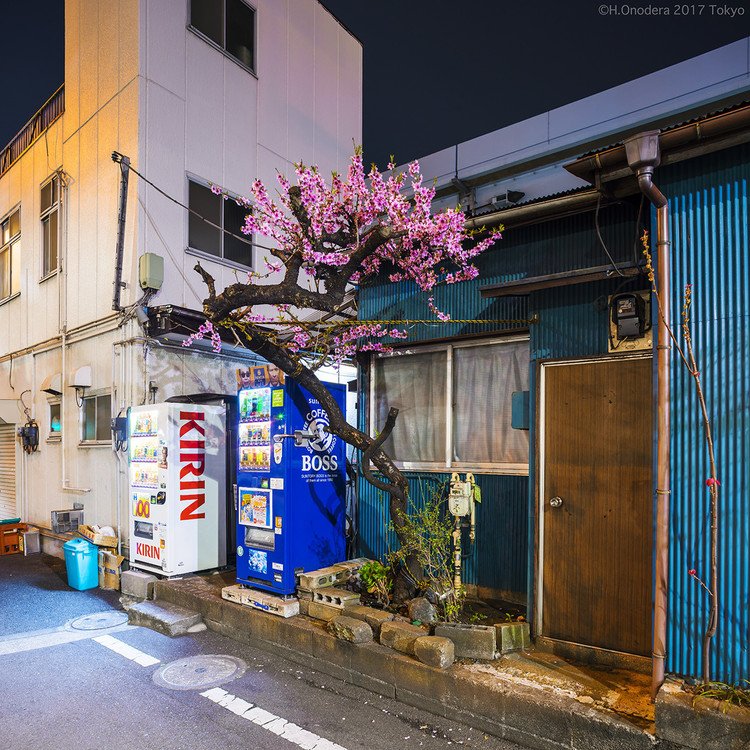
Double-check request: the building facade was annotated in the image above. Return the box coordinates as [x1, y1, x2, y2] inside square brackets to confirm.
[357, 38, 750, 684]
[0, 0, 361, 553]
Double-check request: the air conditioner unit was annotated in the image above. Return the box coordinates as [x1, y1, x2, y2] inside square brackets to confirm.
[51, 507, 85, 534]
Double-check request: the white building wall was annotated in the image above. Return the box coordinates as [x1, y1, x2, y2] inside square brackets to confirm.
[0, 0, 362, 548]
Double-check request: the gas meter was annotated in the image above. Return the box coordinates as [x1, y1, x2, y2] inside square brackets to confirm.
[448, 472, 481, 589]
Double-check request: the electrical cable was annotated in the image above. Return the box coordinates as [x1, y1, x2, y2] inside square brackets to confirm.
[595, 191, 625, 277]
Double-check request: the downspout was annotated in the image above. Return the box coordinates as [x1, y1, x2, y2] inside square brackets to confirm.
[623, 131, 670, 701]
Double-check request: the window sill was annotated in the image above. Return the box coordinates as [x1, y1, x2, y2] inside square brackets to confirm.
[78, 441, 112, 448]
[47, 436, 61, 443]
[0, 292, 20, 308]
[185, 247, 252, 273]
[39, 269, 59, 284]
[187, 25, 257, 79]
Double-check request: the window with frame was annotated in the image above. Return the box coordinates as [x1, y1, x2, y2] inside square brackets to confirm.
[189, 0, 255, 72]
[81, 394, 111, 443]
[372, 338, 530, 473]
[49, 402, 62, 439]
[41, 174, 60, 277]
[187, 179, 253, 267]
[0, 207, 20, 301]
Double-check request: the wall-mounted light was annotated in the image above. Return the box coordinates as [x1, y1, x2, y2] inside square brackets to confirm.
[71, 365, 92, 407]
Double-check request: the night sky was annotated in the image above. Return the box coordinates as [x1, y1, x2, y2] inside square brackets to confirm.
[3, 2, 749, 169]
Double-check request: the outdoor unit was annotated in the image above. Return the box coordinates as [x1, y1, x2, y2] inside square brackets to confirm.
[51, 507, 84, 534]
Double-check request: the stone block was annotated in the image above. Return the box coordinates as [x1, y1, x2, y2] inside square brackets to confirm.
[311, 586, 360, 608]
[298, 598, 311, 615]
[307, 601, 342, 622]
[379, 620, 426, 655]
[127, 600, 202, 636]
[414, 635, 454, 669]
[327, 615, 373, 644]
[121, 569, 157, 600]
[407, 597, 437, 623]
[342, 605, 394, 635]
[495, 621, 530, 653]
[433, 622, 497, 660]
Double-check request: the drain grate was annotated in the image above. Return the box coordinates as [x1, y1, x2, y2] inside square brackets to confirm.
[153, 655, 246, 691]
[69, 611, 129, 631]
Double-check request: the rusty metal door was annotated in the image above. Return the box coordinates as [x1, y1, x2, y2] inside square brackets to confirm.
[540, 357, 653, 655]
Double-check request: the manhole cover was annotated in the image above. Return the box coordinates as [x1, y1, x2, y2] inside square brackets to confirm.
[69, 611, 129, 631]
[153, 655, 246, 691]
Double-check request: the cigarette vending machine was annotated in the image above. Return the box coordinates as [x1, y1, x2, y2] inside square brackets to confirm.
[128, 403, 227, 576]
[236, 371, 346, 595]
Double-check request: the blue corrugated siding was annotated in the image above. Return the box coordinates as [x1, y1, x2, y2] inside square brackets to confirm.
[357, 472, 528, 597]
[660, 143, 750, 684]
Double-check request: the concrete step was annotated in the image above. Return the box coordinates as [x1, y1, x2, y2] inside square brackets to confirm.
[127, 600, 203, 637]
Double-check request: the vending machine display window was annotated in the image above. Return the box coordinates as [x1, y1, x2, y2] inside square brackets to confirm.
[239, 488, 273, 528]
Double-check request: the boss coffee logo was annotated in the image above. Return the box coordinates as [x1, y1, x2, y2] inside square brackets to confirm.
[301, 404, 338, 472]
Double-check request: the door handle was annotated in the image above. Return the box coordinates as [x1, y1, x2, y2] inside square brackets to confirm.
[549, 496, 564, 508]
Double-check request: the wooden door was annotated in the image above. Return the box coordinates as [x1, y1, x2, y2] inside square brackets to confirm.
[541, 357, 652, 656]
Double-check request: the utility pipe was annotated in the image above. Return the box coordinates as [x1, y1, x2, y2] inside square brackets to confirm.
[623, 132, 671, 702]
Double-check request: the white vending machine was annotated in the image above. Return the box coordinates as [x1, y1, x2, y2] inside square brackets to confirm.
[128, 403, 227, 576]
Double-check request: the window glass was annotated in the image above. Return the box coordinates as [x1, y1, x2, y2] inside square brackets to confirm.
[83, 398, 97, 441]
[41, 181, 53, 213]
[373, 350, 447, 463]
[50, 403, 61, 435]
[190, 0, 223, 46]
[96, 395, 112, 441]
[223, 198, 252, 265]
[188, 181, 221, 257]
[452, 342, 529, 464]
[43, 212, 58, 275]
[10, 241, 20, 296]
[8, 209, 19, 238]
[0, 247, 9, 300]
[226, 0, 255, 69]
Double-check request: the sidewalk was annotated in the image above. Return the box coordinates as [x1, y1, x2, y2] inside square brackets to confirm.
[154, 572, 665, 750]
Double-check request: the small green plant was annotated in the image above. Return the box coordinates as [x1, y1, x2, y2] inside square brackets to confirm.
[692, 681, 750, 713]
[469, 611, 487, 624]
[387, 481, 466, 622]
[359, 560, 391, 605]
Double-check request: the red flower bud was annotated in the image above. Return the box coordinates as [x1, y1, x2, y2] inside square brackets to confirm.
[705, 478, 721, 487]
[688, 569, 697, 576]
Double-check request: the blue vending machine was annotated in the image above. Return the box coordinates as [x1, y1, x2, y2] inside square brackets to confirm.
[235, 367, 346, 595]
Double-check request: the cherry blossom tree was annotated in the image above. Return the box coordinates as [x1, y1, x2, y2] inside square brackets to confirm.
[191, 149, 500, 594]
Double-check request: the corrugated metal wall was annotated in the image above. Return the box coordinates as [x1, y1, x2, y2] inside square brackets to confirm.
[357, 205, 639, 602]
[659, 143, 750, 684]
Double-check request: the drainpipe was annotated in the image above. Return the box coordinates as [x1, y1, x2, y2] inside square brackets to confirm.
[623, 131, 670, 702]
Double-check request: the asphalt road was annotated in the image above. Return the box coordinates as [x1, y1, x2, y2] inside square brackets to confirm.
[1, 554, 524, 750]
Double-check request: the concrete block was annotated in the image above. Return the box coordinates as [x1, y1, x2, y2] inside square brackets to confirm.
[414, 636, 455, 669]
[121, 569, 157, 600]
[379, 620, 426, 655]
[221, 585, 299, 618]
[307, 601, 341, 622]
[298, 598, 311, 615]
[434, 622, 497, 660]
[311, 586, 360, 609]
[127, 600, 202, 636]
[342, 604, 394, 635]
[327, 615, 373, 644]
[297, 564, 351, 590]
[495, 621, 530, 653]
[655, 678, 750, 750]
[407, 597, 437, 623]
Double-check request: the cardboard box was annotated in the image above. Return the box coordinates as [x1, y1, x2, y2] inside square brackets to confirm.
[98, 549, 125, 590]
[77, 524, 118, 548]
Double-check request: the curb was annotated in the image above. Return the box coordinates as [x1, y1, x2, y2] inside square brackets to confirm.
[154, 577, 671, 750]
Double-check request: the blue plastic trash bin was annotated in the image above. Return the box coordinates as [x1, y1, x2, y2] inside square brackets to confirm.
[63, 538, 99, 590]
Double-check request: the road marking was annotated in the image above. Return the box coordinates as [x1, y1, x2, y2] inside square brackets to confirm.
[201, 687, 347, 750]
[93, 634, 160, 666]
[0, 623, 133, 656]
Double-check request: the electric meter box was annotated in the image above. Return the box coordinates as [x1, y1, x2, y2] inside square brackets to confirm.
[138, 252, 164, 291]
[235, 374, 346, 596]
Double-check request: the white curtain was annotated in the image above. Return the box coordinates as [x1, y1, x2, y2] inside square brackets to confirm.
[453, 341, 529, 464]
[373, 351, 446, 462]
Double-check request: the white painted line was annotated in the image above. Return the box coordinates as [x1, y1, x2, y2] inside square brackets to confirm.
[0, 623, 133, 657]
[200, 688, 348, 750]
[93, 635, 160, 667]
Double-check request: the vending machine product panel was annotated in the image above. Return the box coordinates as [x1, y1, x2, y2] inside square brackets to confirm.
[235, 375, 346, 595]
[129, 403, 227, 576]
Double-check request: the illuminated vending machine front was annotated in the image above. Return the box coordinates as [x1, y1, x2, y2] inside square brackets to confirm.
[236, 366, 346, 595]
[128, 403, 227, 576]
